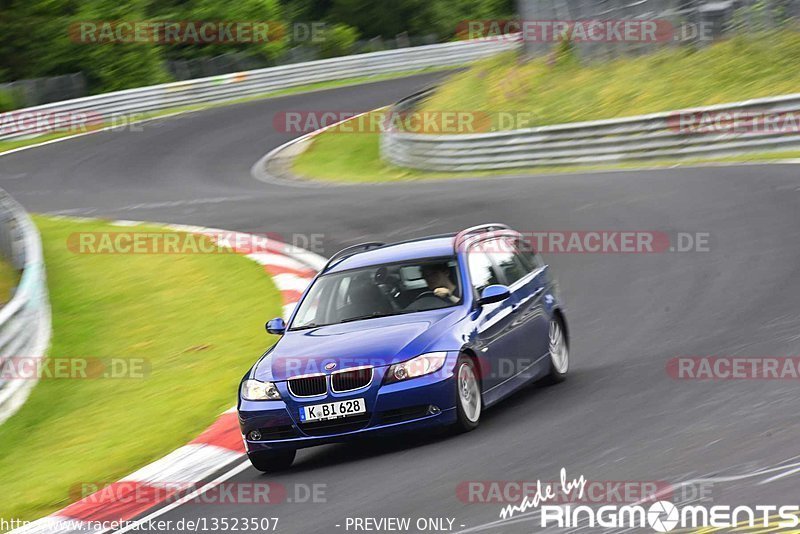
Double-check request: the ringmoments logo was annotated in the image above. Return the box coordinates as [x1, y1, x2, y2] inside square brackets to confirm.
[499, 468, 799, 532]
[539, 502, 800, 531]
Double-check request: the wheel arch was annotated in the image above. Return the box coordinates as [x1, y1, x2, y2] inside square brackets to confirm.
[552, 308, 569, 348]
[458, 347, 484, 387]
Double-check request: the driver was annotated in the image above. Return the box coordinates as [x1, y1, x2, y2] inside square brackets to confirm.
[421, 263, 459, 303]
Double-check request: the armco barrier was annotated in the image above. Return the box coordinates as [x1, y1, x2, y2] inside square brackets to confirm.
[381, 90, 800, 171]
[0, 38, 518, 141]
[0, 189, 51, 425]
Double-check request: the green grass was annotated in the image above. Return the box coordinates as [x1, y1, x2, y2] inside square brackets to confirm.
[0, 217, 283, 524]
[418, 31, 800, 129]
[0, 65, 458, 155]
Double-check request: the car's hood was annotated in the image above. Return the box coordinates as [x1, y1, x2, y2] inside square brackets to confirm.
[254, 308, 461, 381]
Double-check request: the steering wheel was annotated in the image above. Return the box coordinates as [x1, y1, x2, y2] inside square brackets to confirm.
[412, 290, 451, 304]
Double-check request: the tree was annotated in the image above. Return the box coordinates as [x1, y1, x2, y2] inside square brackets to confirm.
[0, 0, 168, 91]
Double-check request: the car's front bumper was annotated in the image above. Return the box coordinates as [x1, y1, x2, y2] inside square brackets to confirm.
[238, 357, 458, 452]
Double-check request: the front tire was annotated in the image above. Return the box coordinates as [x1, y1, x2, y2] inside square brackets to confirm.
[248, 449, 296, 472]
[452, 354, 482, 433]
[543, 317, 569, 384]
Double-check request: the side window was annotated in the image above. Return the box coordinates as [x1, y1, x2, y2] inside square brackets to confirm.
[491, 248, 528, 285]
[467, 251, 499, 294]
[514, 238, 544, 272]
[475, 237, 527, 285]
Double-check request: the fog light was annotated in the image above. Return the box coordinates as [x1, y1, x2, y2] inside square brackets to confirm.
[248, 430, 262, 441]
[427, 405, 441, 415]
[394, 366, 408, 381]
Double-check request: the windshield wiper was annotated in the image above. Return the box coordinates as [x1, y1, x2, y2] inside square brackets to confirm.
[294, 310, 408, 329]
[289, 323, 325, 331]
[339, 312, 396, 323]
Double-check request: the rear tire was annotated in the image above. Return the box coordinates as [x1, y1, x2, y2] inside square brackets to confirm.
[452, 354, 481, 433]
[543, 317, 569, 385]
[248, 449, 296, 472]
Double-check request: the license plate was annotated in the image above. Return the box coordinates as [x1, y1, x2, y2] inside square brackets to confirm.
[299, 398, 366, 422]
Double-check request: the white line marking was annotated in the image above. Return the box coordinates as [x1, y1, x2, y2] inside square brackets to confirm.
[113, 459, 252, 534]
[0, 111, 190, 159]
[758, 465, 800, 485]
[122, 444, 242, 485]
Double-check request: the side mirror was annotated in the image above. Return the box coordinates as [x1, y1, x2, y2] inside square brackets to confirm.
[266, 317, 286, 335]
[478, 284, 511, 306]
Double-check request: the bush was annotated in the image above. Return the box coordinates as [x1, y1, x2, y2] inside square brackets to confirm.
[316, 24, 360, 59]
[0, 89, 19, 112]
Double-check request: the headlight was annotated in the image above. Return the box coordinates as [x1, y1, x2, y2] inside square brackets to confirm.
[385, 352, 448, 384]
[241, 379, 281, 400]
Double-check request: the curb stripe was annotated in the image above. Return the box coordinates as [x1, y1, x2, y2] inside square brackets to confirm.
[189, 412, 245, 452]
[279, 289, 305, 304]
[122, 444, 242, 485]
[261, 264, 317, 278]
[271, 272, 315, 293]
[60, 482, 175, 523]
[246, 252, 312, 271]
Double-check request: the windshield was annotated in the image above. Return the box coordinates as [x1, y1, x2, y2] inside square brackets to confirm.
[290, 257, 462, 330]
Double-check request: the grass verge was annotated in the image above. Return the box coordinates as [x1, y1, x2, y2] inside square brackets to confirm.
[419, 31, 800, 127]
[0, 216, 282, 525]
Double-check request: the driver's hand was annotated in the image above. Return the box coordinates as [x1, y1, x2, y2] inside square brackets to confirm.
[433, 287, 452, 299]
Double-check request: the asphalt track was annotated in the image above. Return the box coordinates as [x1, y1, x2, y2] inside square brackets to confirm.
[3, 72, 800, 533]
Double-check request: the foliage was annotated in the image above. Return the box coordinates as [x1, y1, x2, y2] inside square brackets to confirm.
[316, 23, 359, 58]
[0, 0, 169, 91]
[0, 0, 513, 96]
[146, 0, 287, 65]
[419, 30, 800, 127]
[0, 89, 19, 112]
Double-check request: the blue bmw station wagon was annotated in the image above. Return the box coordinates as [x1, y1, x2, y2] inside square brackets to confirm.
[238, 224, 569, 471]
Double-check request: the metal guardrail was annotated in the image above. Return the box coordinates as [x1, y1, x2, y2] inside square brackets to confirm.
[381, 89, 800, 171]
[0, 189, 51, 425]
[0, 38, 517, 141]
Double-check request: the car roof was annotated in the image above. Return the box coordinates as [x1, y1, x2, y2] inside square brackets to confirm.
[325, 236, 457, 273]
